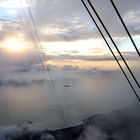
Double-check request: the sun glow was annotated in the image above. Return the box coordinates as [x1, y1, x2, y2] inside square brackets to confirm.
[3, 38, 26, 53]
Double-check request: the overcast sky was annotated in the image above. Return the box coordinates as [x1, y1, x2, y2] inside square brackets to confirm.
[0, 0, 140, 69]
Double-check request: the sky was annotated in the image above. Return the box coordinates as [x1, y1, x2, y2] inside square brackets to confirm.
[0, 0, 140, 70]
[0, 0, 140, 128]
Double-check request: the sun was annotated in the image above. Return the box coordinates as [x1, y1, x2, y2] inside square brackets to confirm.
[4, 38, 26, 52]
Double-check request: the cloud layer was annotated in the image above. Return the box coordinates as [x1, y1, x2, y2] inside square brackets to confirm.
[0, 78, 46, 88]
[1, 0, 140, 42]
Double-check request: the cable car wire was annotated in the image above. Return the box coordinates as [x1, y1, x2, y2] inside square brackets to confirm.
[21, 0, 66, 126]
[81, 0, 140, 102]
[87, 0, 140, 89]
[110, 0, 140, 58]
[19, 0, 44, 70]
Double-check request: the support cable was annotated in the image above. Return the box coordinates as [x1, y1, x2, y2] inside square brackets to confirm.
[81, 0, 140, 102]
[19, 0, 44, 70]
[22, 0, 66, 126]
[87, 0, 140, 89]
[110, 0, 140, 58]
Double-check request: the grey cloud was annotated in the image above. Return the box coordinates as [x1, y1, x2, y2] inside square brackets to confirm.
[39, 29, 99, 42]
[78, 102, 140, 140]
[28, 0, 140, 42]
[15, 65, 32, 73]
[26, 0, 103, 42]
[46, 63, 120, 78]
[36, 21, 99, 42]
[46, 51, 139, 62]
[46, 54, 116, 61]
[0, 48, 42, 68]
[0, 78, 46, 88]
[0, 102, 139, 140]
[31, 79, 45, 85]
[79, 68, 120, 80]
[0, 7, 21, 39]
[62, 65, 79, 71]
[0, 20, 20, 39]
[0, 79, 29, 87]
[78, 126, 107, 140]
[87, 0, 140, 37]
[1, 0, 139, 43]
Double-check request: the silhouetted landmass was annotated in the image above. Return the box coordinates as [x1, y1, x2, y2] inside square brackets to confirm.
[0, 101, 140, 140]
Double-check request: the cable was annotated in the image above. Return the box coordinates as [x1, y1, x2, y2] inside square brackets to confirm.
[87, 0, 140, 89]
[23, 0, 66, 126]
[110, 0, 140, 58]
[19, 0, 44, 70]
[80, 0, 140, 102]
[20, 0, 65, 125]
[25, 0, 66, 126]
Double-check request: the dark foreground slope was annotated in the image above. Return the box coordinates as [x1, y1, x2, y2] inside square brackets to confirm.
[0, 101, 140, 140]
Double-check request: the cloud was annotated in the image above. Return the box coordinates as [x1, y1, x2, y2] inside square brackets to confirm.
[15, 65, 32, 73]
[0, 79, 29, 87]
[78, 126, 107, 140]
[0, 122, 43, 140]
[59, 64, 119, 77]
[0, 78, 46, 88]
[46, 51, 139, 62]
[0, 0, 140, 44]
[0, 102, 139, 140]
[0, 6, 21, 41]
[0, 48, 43, 70]
[61, 65, 79, 71]
[1, 0, 140, 64]
[31, 79, 46, 85]
[25, 0, 140, 43]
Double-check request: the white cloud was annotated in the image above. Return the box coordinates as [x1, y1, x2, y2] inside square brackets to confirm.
[124, 11, 140, 24]
[0, 0, 27, 8]
[78, 126, 107, 140]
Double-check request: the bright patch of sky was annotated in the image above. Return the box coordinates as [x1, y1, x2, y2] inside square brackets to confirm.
[116, 36, 140, 52]
[0, 0, 28, 22]
[41, 39, 108, 56]
[0, 8, 18, 21]
[0, 0, 140, 66]
[0, 0, 27, 8]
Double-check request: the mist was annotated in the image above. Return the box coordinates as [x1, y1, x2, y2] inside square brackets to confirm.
[0, 63, 139, 129]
